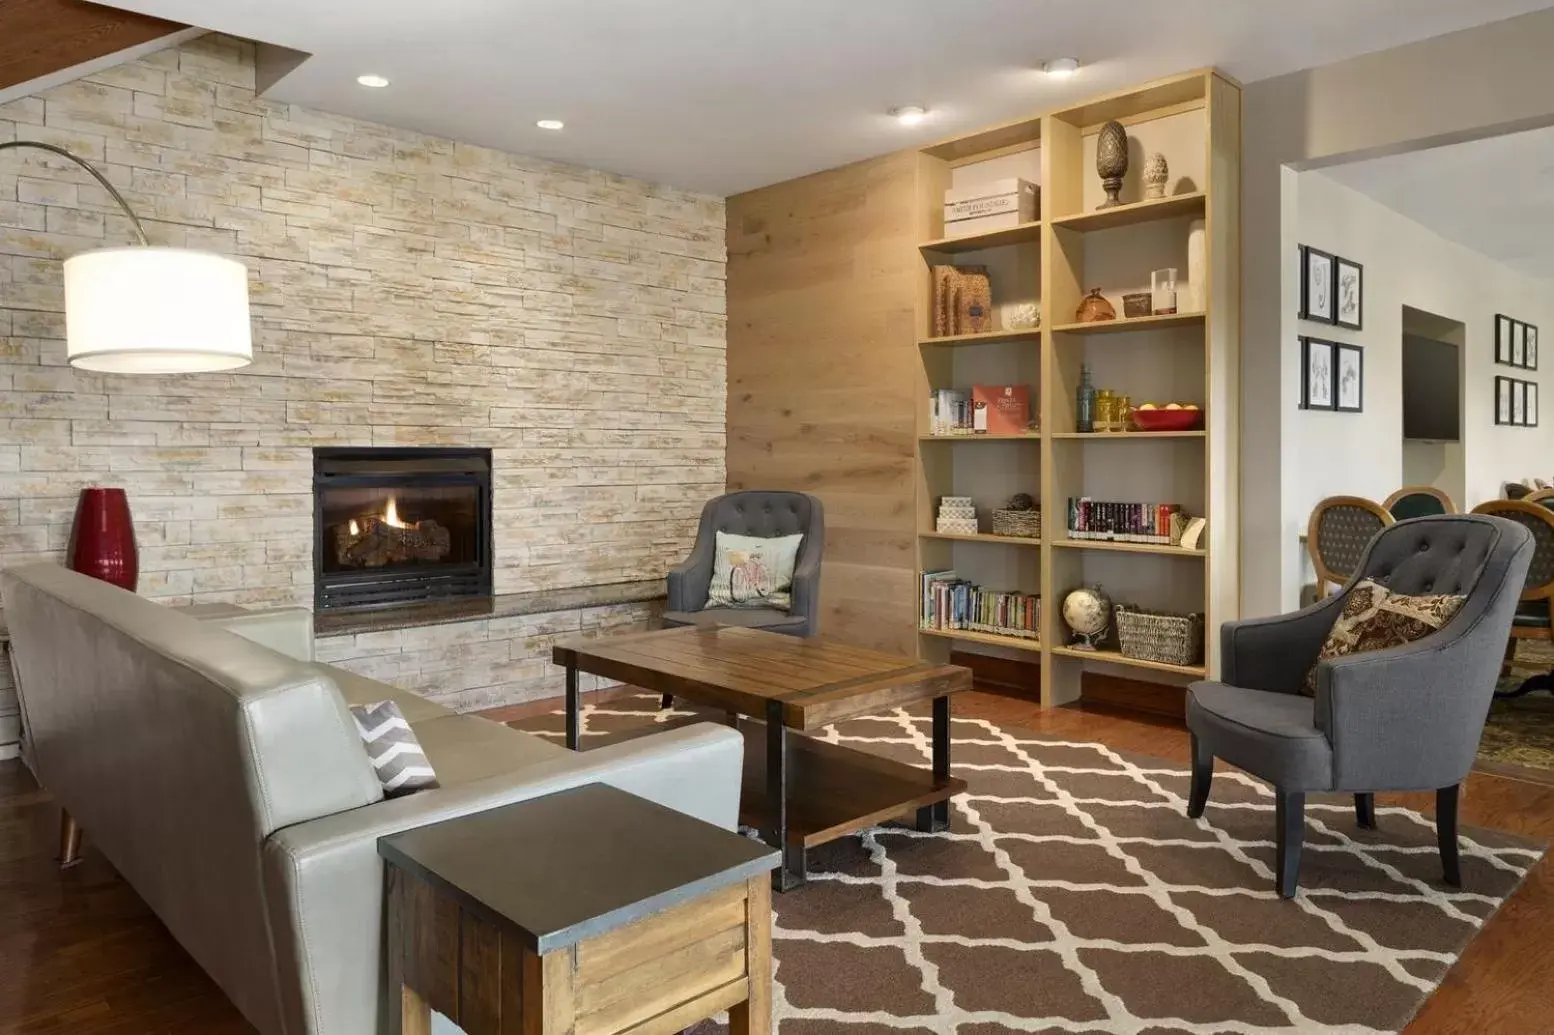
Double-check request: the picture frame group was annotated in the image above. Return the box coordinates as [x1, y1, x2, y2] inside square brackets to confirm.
[1300, 336, 1364, 412]
[1495, 376, 1540, 427]
[1494, 314, 1539, 371]
[1299, 245, 1363, 330]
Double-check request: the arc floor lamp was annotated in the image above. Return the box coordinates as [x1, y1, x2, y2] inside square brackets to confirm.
[0, 140, 252, 373]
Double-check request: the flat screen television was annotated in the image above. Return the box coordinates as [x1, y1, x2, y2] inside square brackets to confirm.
[1402, 334, 1460, 442]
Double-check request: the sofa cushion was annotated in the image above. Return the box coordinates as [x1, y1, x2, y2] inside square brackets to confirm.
[705, 530, 803, 609]
[1187, 681, 1333, 791]
[407, 713, 569, 787]
[1302, 578, 1464, 694]
[348, 701, 439, 797]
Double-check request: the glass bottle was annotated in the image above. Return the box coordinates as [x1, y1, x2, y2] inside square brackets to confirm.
[1076, 364, 1096, 433]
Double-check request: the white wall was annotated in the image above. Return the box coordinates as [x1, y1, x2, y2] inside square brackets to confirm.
[1279, 169, 1554, 609]
[1240, 6, 1554, 619]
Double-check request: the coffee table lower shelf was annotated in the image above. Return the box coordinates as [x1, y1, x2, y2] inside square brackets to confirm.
[735, 719, 965, 874]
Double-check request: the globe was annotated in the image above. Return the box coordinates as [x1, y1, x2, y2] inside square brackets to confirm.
[1061, 585, 1113, 649]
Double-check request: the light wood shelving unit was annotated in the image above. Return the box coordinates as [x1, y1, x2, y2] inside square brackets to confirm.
[913, 69, 1240, 705]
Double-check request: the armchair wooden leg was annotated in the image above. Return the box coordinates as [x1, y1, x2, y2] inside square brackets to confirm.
[1502, 636, 1518, 677]
[1274, 790, 1305, 899]
[58, 809, 83, 870]
[1354, 793, 1376, 830]
[1438, 784, 1462, 887]
[1187, 733, 1212, 819]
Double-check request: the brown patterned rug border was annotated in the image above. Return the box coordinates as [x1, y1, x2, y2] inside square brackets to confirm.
[510, 695, 1545, 1034]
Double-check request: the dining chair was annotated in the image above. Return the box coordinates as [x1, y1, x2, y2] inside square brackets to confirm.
[1471, 499, 1554, 697]
[1383, 486, 1455, 520]
[1307, 496, 1394, 599]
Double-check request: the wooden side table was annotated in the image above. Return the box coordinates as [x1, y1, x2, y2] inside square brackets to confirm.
[379, 784, 779, 1035]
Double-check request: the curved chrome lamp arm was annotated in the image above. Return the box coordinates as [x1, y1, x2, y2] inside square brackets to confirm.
[0, 139, 149, 245]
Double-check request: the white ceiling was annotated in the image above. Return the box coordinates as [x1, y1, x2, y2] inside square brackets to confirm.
[101, 0, 1554, 196]
[1322, 127, 1554, 282]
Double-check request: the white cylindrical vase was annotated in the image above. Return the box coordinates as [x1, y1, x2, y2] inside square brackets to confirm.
[1185, 218, 1206, 313]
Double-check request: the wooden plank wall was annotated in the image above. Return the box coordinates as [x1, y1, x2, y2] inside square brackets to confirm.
[725, 151, 921, 654]
[0, 0, 183, 94]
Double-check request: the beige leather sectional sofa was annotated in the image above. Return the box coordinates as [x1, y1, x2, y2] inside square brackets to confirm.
[1, 563, 744, 1035]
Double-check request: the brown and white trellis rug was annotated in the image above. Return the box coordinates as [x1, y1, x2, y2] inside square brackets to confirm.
[511, 695, 1544, 1034]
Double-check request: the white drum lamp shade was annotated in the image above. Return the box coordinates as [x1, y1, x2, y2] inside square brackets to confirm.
[63, 247, 253, 373]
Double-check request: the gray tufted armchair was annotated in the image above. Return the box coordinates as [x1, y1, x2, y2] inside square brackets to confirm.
[1187, 515, 1533, 898]
[663, 491, 824, 635]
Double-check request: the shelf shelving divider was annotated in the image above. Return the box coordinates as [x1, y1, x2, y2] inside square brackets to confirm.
[912, 68, 1239, 708]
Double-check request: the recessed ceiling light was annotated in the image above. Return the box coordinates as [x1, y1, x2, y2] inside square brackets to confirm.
[889, 105, 928, 127]
[356, 74, 390, 88]
[536, 119, 565, 131]
[1042, 58, 1080, 79]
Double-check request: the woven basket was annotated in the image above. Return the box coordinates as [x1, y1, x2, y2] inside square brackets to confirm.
[1114, 605, 1203, 667]
[991, 508, 1041, 538]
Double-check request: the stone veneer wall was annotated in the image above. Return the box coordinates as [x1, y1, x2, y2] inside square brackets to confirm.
[0, 35, 726, 714]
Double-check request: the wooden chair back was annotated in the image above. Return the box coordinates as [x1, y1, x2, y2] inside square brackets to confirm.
[1382, 486, 1455, 519]
[1523, 488, 1554, 507]
[1470, 499, 1554, 603]
[1307, 496, 1394, 598]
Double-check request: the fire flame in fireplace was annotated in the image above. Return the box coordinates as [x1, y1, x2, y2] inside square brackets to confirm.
[382, 496, 408, 529]
[333, 493, 452, 569]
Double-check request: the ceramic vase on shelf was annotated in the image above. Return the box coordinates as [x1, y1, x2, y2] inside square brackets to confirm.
[68, 487, 137, 591]
[1095, 120, 1129, 209]
[1185, 217, 1206, 312]
[1075, 288, 1116, 323]
[1143, 152, 1169, 200]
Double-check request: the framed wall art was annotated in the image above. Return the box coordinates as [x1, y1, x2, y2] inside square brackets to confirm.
[1301, 337, 1334, 410]
[1299, 246, 1334, 324]
[1334, 343, 1364, 412]
[1497, 314, 1514, 365]
[1334, 257, 1363, 330]
[1496, 376, 1513, 425]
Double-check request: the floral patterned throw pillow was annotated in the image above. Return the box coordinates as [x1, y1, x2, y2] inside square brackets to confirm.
[1302, 578, 1464, 695]
[704, 531, 804, 610]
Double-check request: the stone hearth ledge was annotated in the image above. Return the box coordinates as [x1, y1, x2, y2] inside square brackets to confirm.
[313, 580, 664, 638]
[311, 581, 666, 711]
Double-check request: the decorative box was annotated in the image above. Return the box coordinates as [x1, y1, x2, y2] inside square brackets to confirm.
[1122, 293, 1152, 318]
[936, 516, 980, 535]
[943, 178, 1038, 238]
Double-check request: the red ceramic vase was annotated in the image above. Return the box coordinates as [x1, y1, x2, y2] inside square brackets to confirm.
[68, 487, 138, 591]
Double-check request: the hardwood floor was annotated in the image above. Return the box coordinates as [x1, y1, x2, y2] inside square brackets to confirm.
[1, 692, 1550, 1033]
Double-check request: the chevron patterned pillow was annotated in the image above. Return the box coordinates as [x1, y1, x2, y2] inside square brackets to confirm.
[348, 701, 439, 797]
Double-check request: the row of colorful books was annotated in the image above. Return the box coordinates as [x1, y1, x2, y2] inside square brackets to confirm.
[1067, 498, 1181, 545]
[920, 570, 1040, 639]
[927, 384, 1033, 437]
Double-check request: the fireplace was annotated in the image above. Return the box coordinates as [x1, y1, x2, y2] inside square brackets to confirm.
[313, 448, 492, 610]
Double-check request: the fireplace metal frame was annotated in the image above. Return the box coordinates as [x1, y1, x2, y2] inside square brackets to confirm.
[312, 447, 493, 611]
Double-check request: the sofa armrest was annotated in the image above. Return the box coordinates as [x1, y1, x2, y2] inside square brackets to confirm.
[198, 606, 315, 662]
[1220, 594, 1344, 693]
[260, 722, 743, 1035]
[667, 536, 716, 612]
[1314, 611, 1505, 791]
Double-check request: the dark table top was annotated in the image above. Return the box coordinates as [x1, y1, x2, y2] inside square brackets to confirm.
[377, 783, 778, 954]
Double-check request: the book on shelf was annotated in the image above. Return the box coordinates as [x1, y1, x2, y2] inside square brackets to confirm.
[1066, 497, 1182, 545]
[971, 384, 1031, 436]
[920, 570, 1040, 640]
[929, 388, 970, 436]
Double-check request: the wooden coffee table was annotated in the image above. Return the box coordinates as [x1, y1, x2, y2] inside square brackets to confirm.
[552, 626, 971, 890]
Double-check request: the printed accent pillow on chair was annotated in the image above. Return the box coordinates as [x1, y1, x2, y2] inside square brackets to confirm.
[704, 531, 804, 610]
[1302, 578, 1465, 694]
[349, 701, 439, 796]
